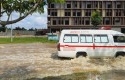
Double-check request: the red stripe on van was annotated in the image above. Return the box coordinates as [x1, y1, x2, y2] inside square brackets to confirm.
[60, 45, 125, 48]
[60, 45, 93, 47]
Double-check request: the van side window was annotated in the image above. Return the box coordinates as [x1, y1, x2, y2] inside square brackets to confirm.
[94, 35, 108, 43]
[113, 36, 125, 43]
[80, 35, 93, 43]
[64, 34, 79, 43]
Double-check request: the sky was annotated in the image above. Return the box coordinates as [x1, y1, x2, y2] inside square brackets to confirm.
[2, 6, 47, 30]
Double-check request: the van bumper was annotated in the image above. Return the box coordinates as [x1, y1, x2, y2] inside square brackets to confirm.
[57, 51, 76, 58]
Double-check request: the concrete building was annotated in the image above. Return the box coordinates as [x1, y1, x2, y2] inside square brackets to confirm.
[47, 0, 125, 33]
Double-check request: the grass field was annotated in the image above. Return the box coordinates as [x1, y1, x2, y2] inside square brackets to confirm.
[0, 37, 58, 44]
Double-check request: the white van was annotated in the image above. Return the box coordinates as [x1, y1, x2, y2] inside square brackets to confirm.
[57, 29, 125, 58]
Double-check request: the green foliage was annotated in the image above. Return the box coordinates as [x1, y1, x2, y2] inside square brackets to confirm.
[0, 27, 6, 32]
[2, 0, 46, 15]
[47, 0, 65, 3]
[13, 27, 27, 31]
[91, 10, 102, 28]
[0, 0, 65, 26]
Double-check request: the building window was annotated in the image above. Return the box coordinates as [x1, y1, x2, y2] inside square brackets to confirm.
[72, 2, 77, 8]
[51, 4, 55, 8]
[88, 12, 91, 16]
[85, 12, 88, 16]
[116, 2, 122, 8]
[52, 12, 54, 16]
[65, 20, 69, 25]
[77, 12, 81, 16]
[65, 12, 71, 16]
[51, 12, 57, 16]
[73, 12, 76, 16]
[115, 18, 120, 22]
[106, 11, 112, 16]
[75, 20, 77, 25]
[109, 12, 112, 16]
[106, 20, 110, 25]
[106, 2, 112, 8]
[85, 20, 90, 25]
[107, 4, 112, 8]
[58, 20, 63, 25]
[67, 3, 71, 8]
[79, 3, 82, 8]
[99, 2, 102, 8]
[116, 12, 118, 16]
[48, 18, 50, 21]
[119, 12, 121, 16]
[95, 3, 98, 8]
[58, 20, 61, 24]
[79, 20, 81, 25]
[114, 18, 120, 25]
[117, 4, 121, 8]
[115, 10, 122, 16]
[48, 10, 50, 15]
[85, 11, 91, 16]
[53, 20, 56, 25]
[73, 11, 81, 16]
[103, 17, 110, 25]
[82, 20, 84, 25]
[87, 4, 91, 8]
[74, 3, 77, 8]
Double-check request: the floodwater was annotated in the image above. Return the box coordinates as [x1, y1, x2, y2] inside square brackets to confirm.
[0, 43, 125, 80]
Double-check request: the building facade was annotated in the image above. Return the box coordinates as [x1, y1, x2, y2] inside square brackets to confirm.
[47, 0, 125, 33]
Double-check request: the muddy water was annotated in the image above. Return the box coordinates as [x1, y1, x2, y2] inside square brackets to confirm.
[35, 70, 125, 80]
[0, 43, 125, 80]
[76, 57, 125, 80]
[41, 57, 125, 80]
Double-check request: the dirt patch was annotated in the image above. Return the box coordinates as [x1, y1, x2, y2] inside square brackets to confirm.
[0, 43, 125, 80]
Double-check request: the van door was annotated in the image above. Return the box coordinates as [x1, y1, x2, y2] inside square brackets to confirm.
[80, 34, 94, 57]
[113, 35, 125, 55]
[94, 34, 113, 57]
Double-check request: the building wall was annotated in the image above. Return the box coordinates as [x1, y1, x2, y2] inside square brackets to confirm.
[48, 0, 125, 33]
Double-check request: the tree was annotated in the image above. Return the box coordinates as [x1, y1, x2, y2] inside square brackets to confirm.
[13, 26, 27, 31]
[0, 0, 65, 27]
[0, 27, 6, 32]
[28, 27, 35, 31]
[13, 27, 22, 30]
[91, 10, 102, 28]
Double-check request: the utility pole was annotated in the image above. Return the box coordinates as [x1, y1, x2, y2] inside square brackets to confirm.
[0, 0, 1, 17]
[0, 0, 1, 18]
[0, 0, 2, 28]
[0, 0, 3, 17]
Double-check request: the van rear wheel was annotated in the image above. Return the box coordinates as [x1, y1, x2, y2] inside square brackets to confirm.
[76, 52, 87, 58]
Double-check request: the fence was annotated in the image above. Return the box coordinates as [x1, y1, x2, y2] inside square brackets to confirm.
[0, 30, 35, 37]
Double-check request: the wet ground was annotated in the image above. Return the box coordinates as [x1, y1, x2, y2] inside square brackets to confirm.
[0, 43, 125, 80]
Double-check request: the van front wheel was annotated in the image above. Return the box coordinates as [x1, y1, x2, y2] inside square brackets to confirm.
[115, 52, 125, 57]
[76, 52, 87, 58]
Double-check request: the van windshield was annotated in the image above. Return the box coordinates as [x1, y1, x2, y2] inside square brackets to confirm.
[113, 36, 125, 43]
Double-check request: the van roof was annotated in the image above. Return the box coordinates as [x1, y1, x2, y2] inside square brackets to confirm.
[61, 29, 124, 35]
